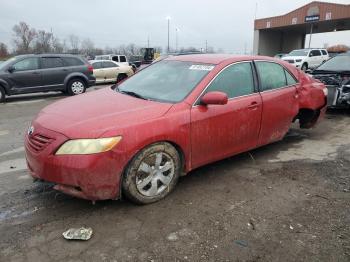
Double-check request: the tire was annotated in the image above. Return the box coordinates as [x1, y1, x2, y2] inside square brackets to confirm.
[116, 74, 127, 83]
[301, 63, 308, 71]
[67, 78, 86, 96]
[0, 86, 5, 103]
[122, 142, 181, 205]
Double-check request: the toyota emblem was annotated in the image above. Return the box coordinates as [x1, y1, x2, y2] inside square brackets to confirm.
[28, 126, 34, 136]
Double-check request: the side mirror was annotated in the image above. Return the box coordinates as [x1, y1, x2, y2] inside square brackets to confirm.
[8, 66, 15, 73]
[200, 91, 228, 106]
[309, 53, 313, 57]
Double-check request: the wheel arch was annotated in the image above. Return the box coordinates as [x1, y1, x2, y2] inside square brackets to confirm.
[294, 108, 320, 129]
[64, 73, 88, 88]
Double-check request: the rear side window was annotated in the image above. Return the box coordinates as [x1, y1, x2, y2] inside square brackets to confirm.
[103, 61, 117, 68]
[112, 56, 119, 62]
[92, 62, 103, 69]
[321, 50, 327, 55]
[256, 62, 287, 91]
[205, 62, 255, 98]
[12, 58, 39, 71]
[119, 56, 126, 62]
[63, 57, 84, 66]
[41, 57, 64, 69]
[310, 50, 321, 56]
[285, 70, 297, 85]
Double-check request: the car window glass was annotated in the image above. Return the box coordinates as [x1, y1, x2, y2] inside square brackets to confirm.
[103, 61, 117, 68]
[41, 57, 64, 69]
[321, 50, 327, 55]
[12, 58, 39, 71]
[205, 62, 255, 98]
[256, 62, 287, 91]
[63, 57, 84, 66]
[311, 50, 321, 56]
[119, 56, 126, 62]
[285, 70, 297, 85]
[112, 56, 119, 62]
[92, 62, 102, 69]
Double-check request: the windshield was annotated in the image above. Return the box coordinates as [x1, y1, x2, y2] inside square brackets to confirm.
[0, 57, 16, 70]
[316, 55, 350, 72]
[117, 60, 214, 103]
[288, 50, 309, 56]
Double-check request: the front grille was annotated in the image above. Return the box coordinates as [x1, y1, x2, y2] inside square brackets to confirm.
[27, 134, 54, 153]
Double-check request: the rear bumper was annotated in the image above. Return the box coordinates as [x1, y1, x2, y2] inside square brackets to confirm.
[24, 124, 125, 201]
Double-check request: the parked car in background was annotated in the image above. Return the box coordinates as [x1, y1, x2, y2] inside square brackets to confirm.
[282, 48, 329, 71]
[89, 60, 134, 84]
[274, 53, 287, 59]
[94, 54, 129, 66]
[0, 54, 95, 102]
[25, 54, 327, 204]
[311, 53, 350, 108]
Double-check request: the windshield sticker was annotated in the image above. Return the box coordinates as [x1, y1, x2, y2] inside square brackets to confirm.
[189, 65, 214, 71]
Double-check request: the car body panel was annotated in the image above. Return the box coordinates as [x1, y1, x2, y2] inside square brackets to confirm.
[25, 55, 327, 201]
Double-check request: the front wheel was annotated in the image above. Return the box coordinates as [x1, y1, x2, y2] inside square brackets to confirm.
[67, 79, 86, 96]
[301, 63, 308, 71]
[122, 142, 181, 204]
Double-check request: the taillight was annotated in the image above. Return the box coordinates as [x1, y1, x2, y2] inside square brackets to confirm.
[87, 64, 94, 73]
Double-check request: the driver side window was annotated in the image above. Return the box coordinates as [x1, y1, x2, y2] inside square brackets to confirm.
[205, 62, 255, 98]
[12, 58, 39, 71]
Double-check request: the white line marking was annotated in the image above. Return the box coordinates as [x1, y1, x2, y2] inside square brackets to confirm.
[0, 147, 25, 157]
[0, 158, 27, 175]
[0, 130, 9, 136]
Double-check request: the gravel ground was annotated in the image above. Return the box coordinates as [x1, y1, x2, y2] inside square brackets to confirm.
[0, 89, 349, 262]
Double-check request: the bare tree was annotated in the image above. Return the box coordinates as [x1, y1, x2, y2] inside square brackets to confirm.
[68, 34, 80, 54]
[0, 42, 9, 57]
[81, 38, 95, 56]
[34, 30, 53, 53]
[12, 22, 37, 54]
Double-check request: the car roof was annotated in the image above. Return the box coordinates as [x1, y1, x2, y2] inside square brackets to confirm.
[89, 60, 118, 63]
[166, 54, 276, 65]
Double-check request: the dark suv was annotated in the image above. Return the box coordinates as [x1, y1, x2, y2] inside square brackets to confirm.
[0, 54, 96, 102]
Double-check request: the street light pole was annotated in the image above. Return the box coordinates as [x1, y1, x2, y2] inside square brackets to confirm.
[308, 23, 313, 48]
[166, 16, 171, 53]
[175, 28, 179, 52]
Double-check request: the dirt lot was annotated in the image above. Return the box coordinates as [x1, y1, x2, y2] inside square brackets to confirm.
[0, 90, 349, 262]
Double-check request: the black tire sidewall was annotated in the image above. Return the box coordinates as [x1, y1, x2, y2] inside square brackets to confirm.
[122, 142, 181, 205]
[0, 87, 5, 103]
[67, 79, 86, 96]
[301, 63, 308, 71]
[116, 74, 127, 83]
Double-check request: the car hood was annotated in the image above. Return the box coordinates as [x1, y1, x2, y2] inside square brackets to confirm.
[34, 87, 173, 138]
[282, 56, 305, 61]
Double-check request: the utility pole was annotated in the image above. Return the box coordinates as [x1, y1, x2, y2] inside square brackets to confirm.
[205, 40, 208, 53]
[308, 24, 313, 48]
[166, 16, 171, 53]
[147, 35, 150, 48]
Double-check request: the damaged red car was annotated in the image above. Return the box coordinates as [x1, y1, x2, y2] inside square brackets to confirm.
[25, 55, 327, 204]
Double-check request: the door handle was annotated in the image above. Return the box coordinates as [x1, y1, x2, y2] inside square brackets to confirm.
[247, 101, 259, 109]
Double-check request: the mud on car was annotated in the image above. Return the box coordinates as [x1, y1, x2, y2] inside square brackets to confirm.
[25, 54, 327, 204]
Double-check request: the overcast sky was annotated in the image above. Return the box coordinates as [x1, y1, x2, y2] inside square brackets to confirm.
[0, 0, 349, 53]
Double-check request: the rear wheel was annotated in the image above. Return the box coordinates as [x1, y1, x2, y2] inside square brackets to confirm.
[67, 79, 86, 96]
[0, 86, 5, 103]
[122, 142, 181, 204]
[301, 63, 308, 71]
[116, 74, 127, 83]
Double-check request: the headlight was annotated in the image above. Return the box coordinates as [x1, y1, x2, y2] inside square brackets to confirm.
[295, 59, 302, 63]
[323, 88, 328, 97]
[56, 136, 122, 155]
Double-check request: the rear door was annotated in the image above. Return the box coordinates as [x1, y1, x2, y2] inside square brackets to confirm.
[255, 61, 299, 146]
[40, 57, 67, 89]
[191, 61, 262, 168]
[103, 61, 119, 82]
[7, 57, 42, 92]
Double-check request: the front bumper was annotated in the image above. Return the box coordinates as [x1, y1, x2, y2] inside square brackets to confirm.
[25, 124, 125, 201]
[88, 79, 96, 87]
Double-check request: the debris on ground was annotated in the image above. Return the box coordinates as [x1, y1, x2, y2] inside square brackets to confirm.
[62, 227, 93, 240]
[234, 240, 248, 247]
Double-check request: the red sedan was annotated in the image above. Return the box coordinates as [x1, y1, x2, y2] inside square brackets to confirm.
[25, 55, 327, 204]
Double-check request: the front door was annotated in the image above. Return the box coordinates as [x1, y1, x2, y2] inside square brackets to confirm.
[8, 57, 42, 93]
[191, 62, 262, 169]
[254, 61, 299, 146]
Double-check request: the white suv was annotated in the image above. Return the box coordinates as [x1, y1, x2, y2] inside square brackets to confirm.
[282, 49, 329, 71]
